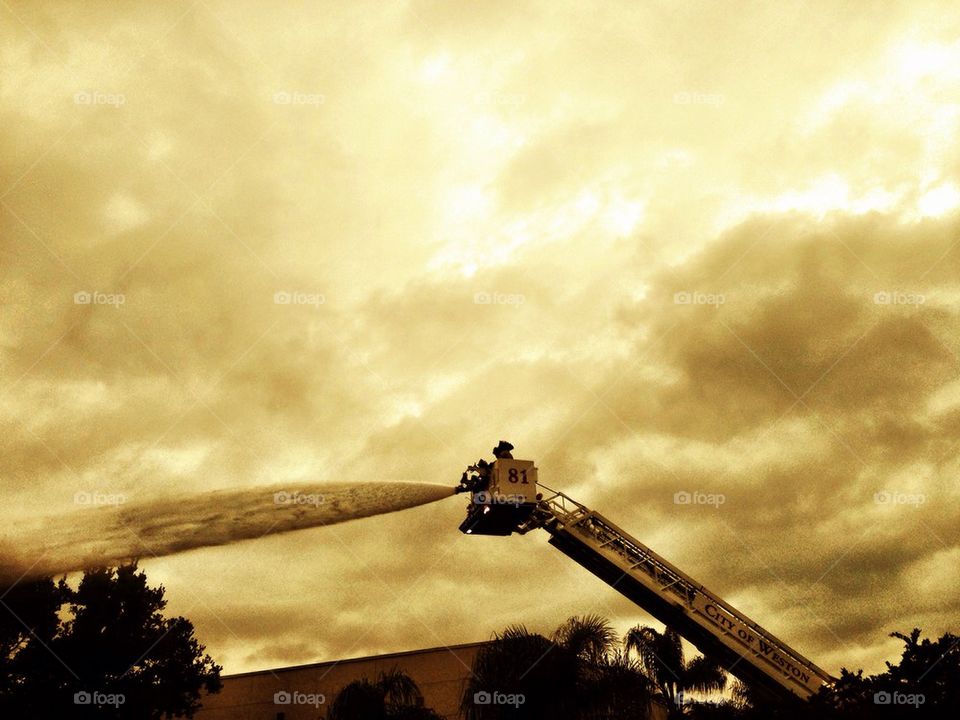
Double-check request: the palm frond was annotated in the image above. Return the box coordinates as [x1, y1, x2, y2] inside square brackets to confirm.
[682, 654, 728, 694]
[378, 668, 423, 710]
[554, 614, 617, 662]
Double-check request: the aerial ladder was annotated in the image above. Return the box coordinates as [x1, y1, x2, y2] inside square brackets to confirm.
[455, 442, 835, 703]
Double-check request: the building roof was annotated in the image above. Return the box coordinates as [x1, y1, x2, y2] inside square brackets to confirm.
[222, 640, 492, 680]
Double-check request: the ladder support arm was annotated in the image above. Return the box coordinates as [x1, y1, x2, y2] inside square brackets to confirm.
[532, 490, 834, 701]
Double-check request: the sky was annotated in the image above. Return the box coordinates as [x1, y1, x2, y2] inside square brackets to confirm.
[2, 0, 960, 679]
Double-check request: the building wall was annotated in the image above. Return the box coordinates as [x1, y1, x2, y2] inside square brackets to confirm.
[194, 641, 669, 720]
[194, 643, 486, 720]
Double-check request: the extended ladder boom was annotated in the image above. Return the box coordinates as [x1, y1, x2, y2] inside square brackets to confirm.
[455, 449, 834, 703]
[524, 488, 833, 701]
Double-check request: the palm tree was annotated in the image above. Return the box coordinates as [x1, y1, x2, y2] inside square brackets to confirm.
[464, 617, 653, 720]
[588, 648, 655, 720]
[553, 614, 653, 719]
[329, 678, 385, 720]
[553, 614, 618, 665]
[462, 624, 580, 720]
[329, 668, 442, 720]
[625, 625, 727, 718]
[378, 669, 426, 715]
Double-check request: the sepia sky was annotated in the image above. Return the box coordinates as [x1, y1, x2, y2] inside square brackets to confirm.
[3, 0, 960, 678]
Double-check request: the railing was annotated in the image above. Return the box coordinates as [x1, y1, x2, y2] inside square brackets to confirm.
[533, 487, 832, 697]
[535, 484, 590, 524]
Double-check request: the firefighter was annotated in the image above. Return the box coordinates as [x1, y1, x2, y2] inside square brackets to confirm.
[455, 460, 493, 494]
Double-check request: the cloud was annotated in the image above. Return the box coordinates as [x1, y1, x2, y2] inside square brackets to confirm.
[2, 0, 959, 681]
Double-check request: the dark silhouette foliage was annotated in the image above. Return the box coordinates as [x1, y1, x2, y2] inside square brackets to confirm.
[0, 564, 221, 719]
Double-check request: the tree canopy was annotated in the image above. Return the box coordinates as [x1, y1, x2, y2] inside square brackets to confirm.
[465, 617, 958, 720]
[0, 563, 221, 719]
[329, 668, 443, 720]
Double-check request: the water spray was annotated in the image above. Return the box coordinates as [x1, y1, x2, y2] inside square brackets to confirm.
[1, 481, 454, 585]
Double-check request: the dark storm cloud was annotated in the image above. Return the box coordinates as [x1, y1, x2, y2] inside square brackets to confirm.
[528, 211, 960, 669]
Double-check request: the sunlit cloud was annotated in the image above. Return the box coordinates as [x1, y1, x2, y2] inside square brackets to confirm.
[2, 0, 959, 680]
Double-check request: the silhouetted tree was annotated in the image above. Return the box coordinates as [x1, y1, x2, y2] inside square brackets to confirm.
[0, 575, 64, 709]
[329, 668, 442, 720]
[464, 617, 654, 720]
[805, 629, 960, 720]
[706, 628, 960, 720]
[625, 625, 727, 718]
[466, 618, 958, 720]
[587, 648, 656, 719]
[463, 624, 580, 719]
[883, 629, 960, 712]
[554, 614, 619, 665]
[0, 563, 221, 718]
[554, 615, 653, 719]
